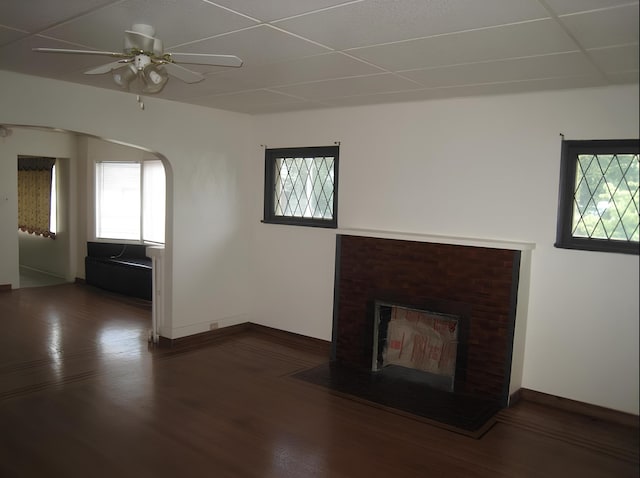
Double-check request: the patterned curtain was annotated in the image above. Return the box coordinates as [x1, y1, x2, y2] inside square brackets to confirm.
[17, 156, 56, 239]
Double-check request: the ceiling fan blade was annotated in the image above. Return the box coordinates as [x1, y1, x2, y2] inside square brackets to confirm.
[33, 47, 126, 58]
[124, 30, 155, 52]
[163, 63, 204, 84]
[168, 52, 243, 68]
[84, 61, 129, 75]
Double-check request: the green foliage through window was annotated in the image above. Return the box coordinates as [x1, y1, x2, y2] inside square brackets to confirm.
[556, 139, 639, 255]
[573, 153, 639, 241]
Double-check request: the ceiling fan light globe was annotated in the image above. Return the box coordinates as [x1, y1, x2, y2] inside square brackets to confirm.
[112, 64, 137, 89]
[142, 65, 168, 93]
[148, 70, 163, 85]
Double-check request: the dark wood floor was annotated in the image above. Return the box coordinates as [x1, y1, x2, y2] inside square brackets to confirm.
[0, 283, 637, 477]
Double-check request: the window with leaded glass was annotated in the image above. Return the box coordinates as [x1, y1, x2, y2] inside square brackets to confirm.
[263, 146, 339, 228]
[555, 139, 639, 255]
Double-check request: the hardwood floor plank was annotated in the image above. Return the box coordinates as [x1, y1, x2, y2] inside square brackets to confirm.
[497, 401, 639, 463]
[0, 284, 637, 477]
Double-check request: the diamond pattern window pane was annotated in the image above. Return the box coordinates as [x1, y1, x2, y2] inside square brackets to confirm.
[572, 153, 639, 242]
[274, 155, 335, 219]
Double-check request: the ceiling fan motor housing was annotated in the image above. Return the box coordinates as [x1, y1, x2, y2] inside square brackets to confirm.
[131, 24, 155, 37]
[133, 54, 151, 71]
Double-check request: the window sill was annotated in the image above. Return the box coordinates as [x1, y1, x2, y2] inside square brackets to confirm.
[261, 218, 337, 229]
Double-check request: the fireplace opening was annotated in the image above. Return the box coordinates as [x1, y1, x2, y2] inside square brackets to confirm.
[373, 302, 460, 393]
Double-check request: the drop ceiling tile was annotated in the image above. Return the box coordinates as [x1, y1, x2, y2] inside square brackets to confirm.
[400, 52, 600, 87]
[322, 88, 439, 108]
[204, 52, 384, 92]
[274, 0, 549, 50]
[212, 0, 357, 22]
[607, 70, 640, 84]
[0, 0, 119, 33]
[559, 4, 639, 48]
[41, 0, 257, 51]
[423, 76, 609, 100]
[153, 70, 257, 100]
[588, 44, 640, 73]
[544, 0, 637, 15]
[172, 53, 380, 100]
[323, 75, 611, 110]
[348, 19, 578, 72]
[188, 89, 309, 113]
[272, 73, 421, 101]
[244, 102, 334, 115]
[169, 25, 330, 70]
[0, 26, 28, 47]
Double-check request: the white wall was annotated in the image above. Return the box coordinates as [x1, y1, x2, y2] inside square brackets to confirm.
[0, 71, 252, 340]
[250, 84, 639, 415]
[0, 128, 77, 286]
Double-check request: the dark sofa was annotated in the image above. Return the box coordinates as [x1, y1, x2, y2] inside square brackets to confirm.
[85, 242, 152, 301]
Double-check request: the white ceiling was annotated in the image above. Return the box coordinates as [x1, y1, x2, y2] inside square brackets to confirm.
[1, 0, 638, 114]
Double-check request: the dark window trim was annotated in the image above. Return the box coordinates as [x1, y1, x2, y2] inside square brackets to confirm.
[263, 145, 339, 229]
[555, 139, 639, 255]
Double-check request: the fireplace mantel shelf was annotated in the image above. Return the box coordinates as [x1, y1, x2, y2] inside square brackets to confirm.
[337, 228, 536, 251]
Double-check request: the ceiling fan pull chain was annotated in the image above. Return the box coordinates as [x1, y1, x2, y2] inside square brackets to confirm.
[136, 95, 144, 110]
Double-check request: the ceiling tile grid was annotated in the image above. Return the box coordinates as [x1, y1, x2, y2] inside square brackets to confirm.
[557, 3, 640, 49]
[0, 0, 120, 34]
[587, 44, 640, 73]
[168, 25, 331, 69]
[398, 52, 602, 88]
[272, 0, 551, 50]
[344, 19, 581, 71]
[0, 0, 637, 114]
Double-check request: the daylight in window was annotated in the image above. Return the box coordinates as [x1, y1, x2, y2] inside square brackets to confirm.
[95, 160, 165, 242]
[274, 156, 335, 219]
[556, 139, 639, 255]
[572, 152, 639, 242]
[50, 164, 57, 234]
[264, 146, 339, 228]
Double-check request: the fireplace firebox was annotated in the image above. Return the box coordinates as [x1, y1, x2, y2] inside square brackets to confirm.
[372, 301, 469, 393]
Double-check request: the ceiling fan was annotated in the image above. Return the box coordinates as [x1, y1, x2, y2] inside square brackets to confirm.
[33, 24, 243, 94]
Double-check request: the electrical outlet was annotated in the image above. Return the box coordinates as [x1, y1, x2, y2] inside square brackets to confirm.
[209, 322, 218, 330]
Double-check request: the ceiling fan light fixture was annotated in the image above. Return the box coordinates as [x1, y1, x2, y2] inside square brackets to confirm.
[33, 23, 243, 95]
[141, 65, 168, 93]
[112, 64, 137, 89]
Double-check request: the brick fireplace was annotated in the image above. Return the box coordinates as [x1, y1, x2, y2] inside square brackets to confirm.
[331, 232, 530, 408]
